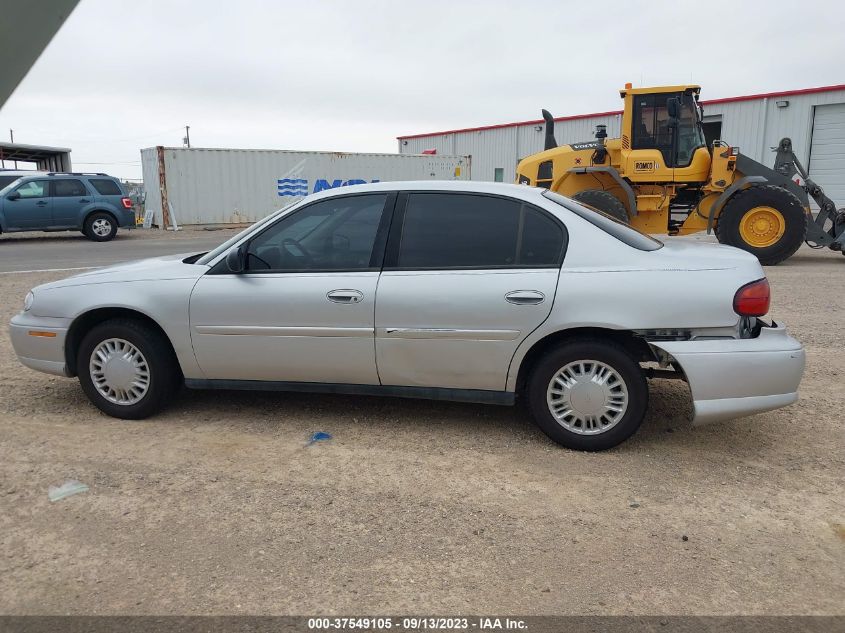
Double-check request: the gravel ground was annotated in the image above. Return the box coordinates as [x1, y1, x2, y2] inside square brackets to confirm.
[0, 243, 843, 615]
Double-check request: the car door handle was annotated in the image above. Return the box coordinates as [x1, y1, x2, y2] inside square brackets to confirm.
[505, 290, 545, 305]
[79, 199, 90, 203]
[36, 201, 48, 206]
[326, 289, 364, 304]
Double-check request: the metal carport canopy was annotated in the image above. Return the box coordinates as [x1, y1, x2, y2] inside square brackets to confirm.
[0, 143, 72, 171]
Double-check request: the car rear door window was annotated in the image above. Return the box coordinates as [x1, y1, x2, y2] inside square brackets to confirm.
[396, 193, 565, 269]
[53, 179, 88, 197]
[15, 180, 50, 198]
[89, 178, 122, 195]
[519, 206, 567, 265]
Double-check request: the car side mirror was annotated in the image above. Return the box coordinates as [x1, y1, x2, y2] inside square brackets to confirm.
[226, 244, 247, 273]
[6, 191, 20, 201]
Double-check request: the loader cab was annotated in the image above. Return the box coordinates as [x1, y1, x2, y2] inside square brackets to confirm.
[621, 85, 711, 182]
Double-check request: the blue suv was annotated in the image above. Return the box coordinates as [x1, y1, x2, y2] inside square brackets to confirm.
[0, 172, 135, 242]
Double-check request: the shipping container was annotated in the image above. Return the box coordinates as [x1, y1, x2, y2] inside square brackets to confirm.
[140, 146, 470, 226]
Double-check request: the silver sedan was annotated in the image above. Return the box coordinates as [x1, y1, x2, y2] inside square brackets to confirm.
[9, 181, 805, 450]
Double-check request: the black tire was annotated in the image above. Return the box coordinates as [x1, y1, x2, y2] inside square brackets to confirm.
[526, 339, 648, 451]
[76, 318, 181, 419]
[571, 189, 629, 222]
[715, 185, 806, 265]
[83, 211, 118, 242]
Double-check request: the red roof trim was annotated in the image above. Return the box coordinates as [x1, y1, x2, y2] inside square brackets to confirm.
[397, 84, 845, 140]
[698, 83, 845, 105]
[397, 109, 623, 141]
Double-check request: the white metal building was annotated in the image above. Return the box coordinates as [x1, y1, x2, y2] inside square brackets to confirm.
[397, 84, 845, 205]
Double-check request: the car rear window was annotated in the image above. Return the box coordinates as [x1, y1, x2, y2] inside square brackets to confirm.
[542, 190, 663, 251]
[89, 178, 123, 195]
[396, 192, 566, 269]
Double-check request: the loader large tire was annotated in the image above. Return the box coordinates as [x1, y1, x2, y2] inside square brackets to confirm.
[715, 185, 806, 265]
[571, 189, 629, 223]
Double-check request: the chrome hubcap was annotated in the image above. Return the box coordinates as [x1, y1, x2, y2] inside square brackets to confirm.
[89, 338, 150, 405]
[546, 360, 629, 435]
[92, 218, 112, 237]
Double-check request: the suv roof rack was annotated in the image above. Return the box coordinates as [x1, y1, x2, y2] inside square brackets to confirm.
[46, 172, 110, 177]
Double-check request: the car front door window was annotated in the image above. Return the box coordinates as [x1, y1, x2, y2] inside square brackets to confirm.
[246, 194, 388, 271]
[16, 180, 50, 199]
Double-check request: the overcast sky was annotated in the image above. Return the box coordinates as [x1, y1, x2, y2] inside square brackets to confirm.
[1, 0, 843, 179]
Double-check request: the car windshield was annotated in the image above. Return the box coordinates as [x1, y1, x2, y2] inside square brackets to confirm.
[195, 199, 305, 265]
[0, 176, 23, 192]
[542, 190, 663, 251]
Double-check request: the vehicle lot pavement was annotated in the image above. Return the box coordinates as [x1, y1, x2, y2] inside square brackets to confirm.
[0, 231, 843, 615]
[0, 227, 243, 273]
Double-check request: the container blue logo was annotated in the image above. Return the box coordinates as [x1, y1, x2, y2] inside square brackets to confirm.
[277, 178, 309, 197]
[277, 178, 380, 197]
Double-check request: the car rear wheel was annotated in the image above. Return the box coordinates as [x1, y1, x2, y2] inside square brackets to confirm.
[84, 212, 118, 242]
[571, 189, 629, 223]
[76, 318, 181, 419]
[526, 339, 648, 451]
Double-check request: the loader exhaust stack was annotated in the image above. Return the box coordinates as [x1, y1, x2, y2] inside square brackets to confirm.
[542, 109, 557, 150]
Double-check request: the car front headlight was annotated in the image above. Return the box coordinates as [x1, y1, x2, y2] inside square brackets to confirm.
[23, 291, 34, 312]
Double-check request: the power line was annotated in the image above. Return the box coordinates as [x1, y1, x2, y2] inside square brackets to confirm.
[74, 161, 141, 165]
[0, 126, 187, 146]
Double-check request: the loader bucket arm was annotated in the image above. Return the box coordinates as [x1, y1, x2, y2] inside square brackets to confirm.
[771, 138, 845, 249]
[734, 153, 808, 205]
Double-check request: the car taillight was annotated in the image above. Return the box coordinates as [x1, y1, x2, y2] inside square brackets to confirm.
[121, 197, 132, 209]
[733, 278, 770, 317]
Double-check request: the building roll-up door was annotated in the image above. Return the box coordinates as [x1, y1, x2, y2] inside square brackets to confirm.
[808, 103, 845, 206]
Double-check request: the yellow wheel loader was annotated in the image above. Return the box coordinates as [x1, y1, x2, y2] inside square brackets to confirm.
[516, 84, 845, 264]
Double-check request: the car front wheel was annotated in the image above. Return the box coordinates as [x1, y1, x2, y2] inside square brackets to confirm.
[76, 318, 181, 419]
[84, 212, 118, 241]
[526, 339, 648, 451]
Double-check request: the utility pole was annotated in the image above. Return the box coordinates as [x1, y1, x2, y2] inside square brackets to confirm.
[9, 129, 16, 168]
[184, 125, 191, 148]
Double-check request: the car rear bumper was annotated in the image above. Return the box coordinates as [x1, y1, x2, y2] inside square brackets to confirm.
[650, 322, 805, 426]
[9, 313, 72, 377]
[118, 208, 136, 227]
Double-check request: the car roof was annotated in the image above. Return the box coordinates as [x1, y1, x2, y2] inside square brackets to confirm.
[47, 173, 116, 178]
[5, 172, 119, 181]
[305, 179, 547, 203]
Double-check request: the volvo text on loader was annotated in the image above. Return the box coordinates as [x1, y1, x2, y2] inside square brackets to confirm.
[516, 84, 845, 265]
